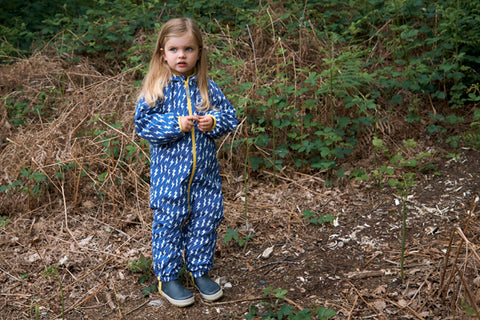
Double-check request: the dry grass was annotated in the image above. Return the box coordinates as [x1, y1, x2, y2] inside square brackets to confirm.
[437, 199, 480, 319]
[0, 53, 148, 217]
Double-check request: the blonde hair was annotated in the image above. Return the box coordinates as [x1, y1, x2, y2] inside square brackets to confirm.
[140, 17, 210, 110]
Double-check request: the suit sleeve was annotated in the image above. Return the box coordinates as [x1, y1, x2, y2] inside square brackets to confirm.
[204, 81, 238, 140]
[134, 96, 185, 146]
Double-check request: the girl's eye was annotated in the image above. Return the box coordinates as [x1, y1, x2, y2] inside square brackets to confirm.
[186, 47, 193, 52]
[169, 48, 177, 52]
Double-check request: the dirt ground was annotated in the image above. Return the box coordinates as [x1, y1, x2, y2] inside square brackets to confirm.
[1, 143, 479, 319]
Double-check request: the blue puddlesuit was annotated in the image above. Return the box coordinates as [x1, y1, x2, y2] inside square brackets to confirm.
[135, 73, 238, 282]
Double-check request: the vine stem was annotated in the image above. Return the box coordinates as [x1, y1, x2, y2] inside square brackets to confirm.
[400, 191, 407, 280]
[244, 137, 249, 218]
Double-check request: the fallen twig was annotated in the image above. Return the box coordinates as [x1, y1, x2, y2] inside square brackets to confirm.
[0, 266, 22, 282]
[347, 295, 358, 320]
[124, 300, 149, 316]
[345, 270, 385, 279]
[110, 279, 123, 319]
[364, 252, 382, 269]
[49, 283, 106, 320]
[382, 297, 426, 320]
[454, 264, 480, 318]
[258, 260, 301, 269]
[348, 281, 384, 320]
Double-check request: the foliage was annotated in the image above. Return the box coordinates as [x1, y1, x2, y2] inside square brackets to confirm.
[128, 253, 153, 284]
[372, 137, 429, 280]
[3, 88, 60, 127]
[0, 168, 47, 198]
[164, 0, 256, 31]
[0, 216, 11, 228]
[371, 138, 433, 187]
[302, 210, 336, 226]
[205, 0, 480, 178]
[462, 104, 480, 149]
[390, 171, 417, 280]
[2, 0, 480, 176]
[245, 286, 337, 320]
[461, 298, 480, 318]
[128, 254, 158, 297]
[141, 284, 158, 298]
[0, 0, 94, 57]
[1, 0, 257, 66]
[223, 227, 254, 247]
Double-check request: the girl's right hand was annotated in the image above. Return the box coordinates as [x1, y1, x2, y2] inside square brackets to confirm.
[179, 115, 198, 133]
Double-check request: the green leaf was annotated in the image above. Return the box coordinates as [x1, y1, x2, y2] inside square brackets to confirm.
[98, 172, 108, 182]
[0, 216, 11, 228]
[223, 228, 239, 243]
[317, 306, 337, 319]
[372, 137, 383, 148]
[388, 179, 402, 188]
[249, 157, 263, 171]
[141, 284, 157, 297]
[277, 304, 293, 318]
[273, 288, 288, 299]
[292, 309, 312, 319]
[402, 159, 418, 167]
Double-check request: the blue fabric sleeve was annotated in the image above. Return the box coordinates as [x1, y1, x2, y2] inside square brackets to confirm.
[203, 81, 238, 140]
[134, 96, 185, 146]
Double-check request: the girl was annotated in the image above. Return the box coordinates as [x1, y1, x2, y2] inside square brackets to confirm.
[134, 18, 238, 307]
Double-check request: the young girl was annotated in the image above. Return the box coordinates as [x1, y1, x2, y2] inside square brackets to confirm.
[134, 18, 238, 307]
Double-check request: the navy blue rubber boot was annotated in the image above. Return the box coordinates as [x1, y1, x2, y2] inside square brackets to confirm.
[193, 275, 223, 301]
[159, 278, 194, 307]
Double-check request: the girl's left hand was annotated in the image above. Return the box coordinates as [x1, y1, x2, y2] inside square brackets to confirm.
[196, 115, 214, 132]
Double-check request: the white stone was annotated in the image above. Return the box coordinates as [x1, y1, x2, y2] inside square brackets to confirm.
[262, 246, 274, 259]
[148, 300, 164, 307]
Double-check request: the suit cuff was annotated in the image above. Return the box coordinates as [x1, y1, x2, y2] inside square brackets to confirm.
[178, 117, 185, 133]
[207, 115, 217, 132]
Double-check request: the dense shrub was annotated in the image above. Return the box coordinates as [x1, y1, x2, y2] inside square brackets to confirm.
[1, 0, 479, 176]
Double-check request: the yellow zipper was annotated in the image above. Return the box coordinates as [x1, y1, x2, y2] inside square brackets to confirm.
[182, 75, 196, 230]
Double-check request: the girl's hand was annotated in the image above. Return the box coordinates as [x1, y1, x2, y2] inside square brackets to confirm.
[179, 115, 198, 133]
[196, 115, 214, 132]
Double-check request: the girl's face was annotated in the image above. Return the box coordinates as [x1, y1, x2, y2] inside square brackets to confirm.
[162, 33, 200, 76]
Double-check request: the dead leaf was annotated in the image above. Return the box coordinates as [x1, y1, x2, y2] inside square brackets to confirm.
[373, 299, 386, 311]
[374, 284, 387, 295]
[398, 299, 408, 307]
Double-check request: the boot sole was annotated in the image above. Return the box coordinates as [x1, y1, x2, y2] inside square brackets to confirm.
[161, 290, 195, 307]
[199, 288, 223, 301]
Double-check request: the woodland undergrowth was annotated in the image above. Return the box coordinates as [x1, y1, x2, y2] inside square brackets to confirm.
[1, 0, 480, 318]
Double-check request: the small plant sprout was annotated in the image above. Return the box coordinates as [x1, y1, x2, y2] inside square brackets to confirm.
[245, 286, 336, 319]
[43, 265, 65, 319]
[128, 253, 153, 284]
[0, 216, 11, 228]
[303, 210, 336, 226]
[223, 227, 254, 248]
